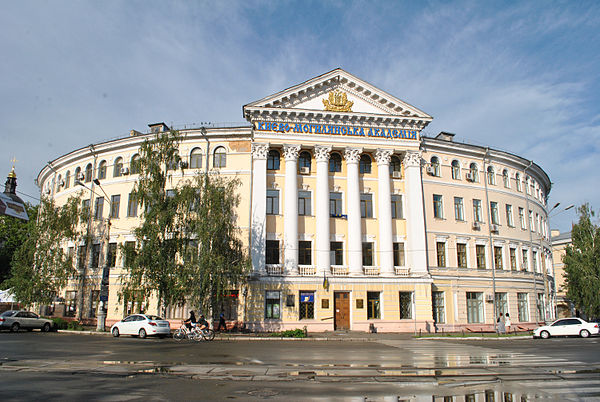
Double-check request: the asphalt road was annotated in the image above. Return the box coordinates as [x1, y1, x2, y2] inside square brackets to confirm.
[1, 331, 599, 401]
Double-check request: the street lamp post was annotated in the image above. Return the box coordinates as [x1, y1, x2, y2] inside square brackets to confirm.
[76, 178, 111, 331]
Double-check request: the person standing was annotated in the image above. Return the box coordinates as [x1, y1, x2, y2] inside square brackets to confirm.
[505, 313, 511, 334]
[497, 312, 506, 334]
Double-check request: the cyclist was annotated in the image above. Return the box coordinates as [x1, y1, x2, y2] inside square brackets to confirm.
[184, 310, 196, 331]
[197, 314, 209, 332]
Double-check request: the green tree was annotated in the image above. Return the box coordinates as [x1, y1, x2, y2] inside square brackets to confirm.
[121, 130, 249, 316]
[0, 203, 38, 286]
[3, 195, 84, 306]
[563, 203, 600, 318]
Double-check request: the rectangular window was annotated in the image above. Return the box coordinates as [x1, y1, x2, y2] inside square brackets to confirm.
[367, 292, 380, 319]
[65, 291, 77, 317]
[127, 193, 137, 217]
[77, 245, 86, 270]
[518, 207, 525, 229]
[360, 193, 373, 218]
[466, 292, 483, 323]
[454, 197, 464, 221]
[330, 242, 343, 265]
[330, 192, 342, 216]
[110, 195, 120, 219]
[432, 291, 445, 323]
[107, 243, 117, 268]
[457, 243, 467, 268]
[433, 194, 443, 218]
[476, 245, 486, 269]
[436, 242, 446, 267]
[266, 190, 279, 215]
[522, 249, 529, 271]
[393, 242, 405, 266]
[510, 248, 517, 270]
[528, 210, 534, 231]
[299, 291, 314, 320]
[89, 290, 99, 318]
[123, 241, 136, 266]
[91, 244, 101, 268]
[399, 292, 413, 319]
[506, 204, 514, 227]
[490, 202, 499, 225]
[298, 241, 312, 265]
[495, 292, 507, 317]
[362, 242, 374, 266]
[265, 291, 280, 319]
[473, 199, 482, 222]
[266, 240, 279, 264]
[537, 293, 545, 321]
[298, 191, 311, 216]
[494, 246, 503, 269]
[518, 293, 529, 322]
[532, 251, 538, 273]
[391, 195, 403, 219]
[94, 197, 104, 220]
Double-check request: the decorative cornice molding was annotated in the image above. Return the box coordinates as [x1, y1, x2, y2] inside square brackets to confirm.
[252, 143, 269, 160]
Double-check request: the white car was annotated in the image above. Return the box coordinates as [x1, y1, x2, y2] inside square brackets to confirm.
[111, 314, 171, 339]
[533, 317, 599, 339]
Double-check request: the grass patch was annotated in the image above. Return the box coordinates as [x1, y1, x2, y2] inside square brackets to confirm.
[267, 328, 307, 338]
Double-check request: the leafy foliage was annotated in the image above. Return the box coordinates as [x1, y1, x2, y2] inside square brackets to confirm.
[0, 203, 38, 286]
[120, 130, 250, 316]
[3, 195, 84, 306]
[563, 204, 600, 318]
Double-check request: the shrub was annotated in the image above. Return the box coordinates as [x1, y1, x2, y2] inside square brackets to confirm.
[268, 328, 307, 338]
[66, 320, 84, 331]
[51, 317, 68, 330]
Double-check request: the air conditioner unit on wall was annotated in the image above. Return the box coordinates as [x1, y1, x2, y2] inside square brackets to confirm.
[472, 222, 481, 230]
[77, 173, 85, 181]
[466, 172, 474, 182]
[392, 171, 402, 179]
[299, 167, 310, 175]
[485, 295, 494, 303]
[426, 165, 435, 175]
[491, 224, 499, 233]
[121, 167, 130, 175]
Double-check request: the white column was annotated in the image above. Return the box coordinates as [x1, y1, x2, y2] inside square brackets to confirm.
[375, 149, 394, 276]
[404, 151, 428, 274]
[251, 143, 269, 275]
[345, 147, 363, 276]
[314, 145, 332, 275]
[283, 144, 301, 275]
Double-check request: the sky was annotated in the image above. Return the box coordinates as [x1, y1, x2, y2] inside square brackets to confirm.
[1, 0, 598, 233]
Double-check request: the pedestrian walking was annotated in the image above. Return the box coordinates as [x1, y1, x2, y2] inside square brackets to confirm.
[497, 313, 506, 334]
[505, 313, 511, 334]
[217, 311, 227, 332]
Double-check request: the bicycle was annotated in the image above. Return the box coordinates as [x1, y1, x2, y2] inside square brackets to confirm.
[173, 321, 200, 341]
[195, 327, 215, 341]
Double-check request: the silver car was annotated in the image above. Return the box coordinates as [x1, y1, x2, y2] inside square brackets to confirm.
[0, 310, 55, 332]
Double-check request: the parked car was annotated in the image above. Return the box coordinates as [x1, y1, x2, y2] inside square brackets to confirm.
[0, 310, 56, 332]
[110, 314, 171, 339]
[533, 317, 599, 339]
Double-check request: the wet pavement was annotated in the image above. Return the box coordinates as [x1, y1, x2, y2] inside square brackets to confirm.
[1, 331, 599, 400]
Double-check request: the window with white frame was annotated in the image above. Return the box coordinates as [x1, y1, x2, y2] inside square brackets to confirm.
[487, 166, 495, 185]
[436, 241, 446, 267]
[506, 204, 514, 227]
[502, 169, 509, 188]
[451, 160, 461, 180]
[473, 199, 483, 222]
[298, 191, 311, 216]
[266, 190, 279, 215]
[457, 243, 467, 268]
[433, 194, 443, 218]
[432, 291, 445, 323]
[360, 193, 373, 218]
[330, 192, 342, 216]
[330, 242, 343, 265]
[265, 291, 280, 319]
[454, 197, 464, 221]
[391, 195, 403, 219]
[393, 242, 405, 266]
[490, 201, 499, 225]
[518, 293, 529, 322]
[467, 292, 484, 323]
[399, 292, 413, 319]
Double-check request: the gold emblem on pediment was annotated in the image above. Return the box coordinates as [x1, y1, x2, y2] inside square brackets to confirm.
[323, 89, 353, 112]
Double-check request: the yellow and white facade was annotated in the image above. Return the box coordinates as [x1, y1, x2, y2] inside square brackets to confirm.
[37, 69, 554, 332]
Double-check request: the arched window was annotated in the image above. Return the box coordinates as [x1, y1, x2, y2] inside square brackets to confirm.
[114, 157, 123, 177]
[469, 163, 479, 182]
[329, 153, 342, 173]
[359, 154, 371, 174]
[64, 171, 70, 188]
[74, 167, 82, 182]
[97, 160, 107, 180]
[85, 163, 93, 183]
[502, 169, 509, 188]
[389, 155, 402, 176]
[189, 148, 202, 169]
[267, 150, 280, 170]
[515, 173, 522, 191]
[451, 160, 460, 180]
[56, 174, 62, 192]
[213, 146, 226, 168]
[430, 156, 440, 177]
[487, 166, 495, 185]
[526, 177, 531, 194]
[298, 151, 311, 172]
[130, 154, 140, 174]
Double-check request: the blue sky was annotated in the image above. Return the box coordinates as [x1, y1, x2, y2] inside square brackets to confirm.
[1, 1, 598, 232]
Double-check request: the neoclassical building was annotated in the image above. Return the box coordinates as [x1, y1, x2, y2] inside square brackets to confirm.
[37, 69, 554, 332]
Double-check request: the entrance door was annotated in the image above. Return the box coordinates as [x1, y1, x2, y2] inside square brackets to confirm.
[334, 292, 350, 330]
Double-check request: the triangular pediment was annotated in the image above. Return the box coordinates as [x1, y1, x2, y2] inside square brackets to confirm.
[243, 69, 432, 128]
